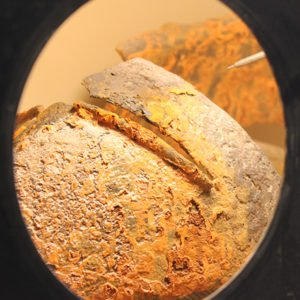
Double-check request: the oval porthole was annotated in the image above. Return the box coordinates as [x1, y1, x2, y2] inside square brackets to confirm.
[5, 0, 295, 299]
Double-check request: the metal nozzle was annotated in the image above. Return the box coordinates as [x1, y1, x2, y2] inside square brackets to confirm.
[227, 51, 266, 69]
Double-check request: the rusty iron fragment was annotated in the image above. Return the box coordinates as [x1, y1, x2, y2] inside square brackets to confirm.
[14, 59, 281, 299]
[116, 16, 284, 128]
[83, 57, 280, 243]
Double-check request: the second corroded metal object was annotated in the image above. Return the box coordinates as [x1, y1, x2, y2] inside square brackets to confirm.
[116, 16, 284, 128]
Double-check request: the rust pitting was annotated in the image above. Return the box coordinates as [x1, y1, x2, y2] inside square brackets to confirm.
[13, 58, 280, 300]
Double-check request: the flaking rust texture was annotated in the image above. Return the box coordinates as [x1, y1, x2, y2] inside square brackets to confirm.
[14, 59, 280, 299]
[73, 102, 212, 191]
[116, 15, 284, 128]
[14, 104, 232, 299]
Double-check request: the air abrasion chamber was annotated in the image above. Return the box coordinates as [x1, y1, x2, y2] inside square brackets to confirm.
[0, 0, 299, 299]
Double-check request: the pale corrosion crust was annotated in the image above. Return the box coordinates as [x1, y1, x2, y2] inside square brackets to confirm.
[74, 102, 213, 191]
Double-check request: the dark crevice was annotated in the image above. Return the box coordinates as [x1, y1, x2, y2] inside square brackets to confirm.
[84, 96, 195, 164]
